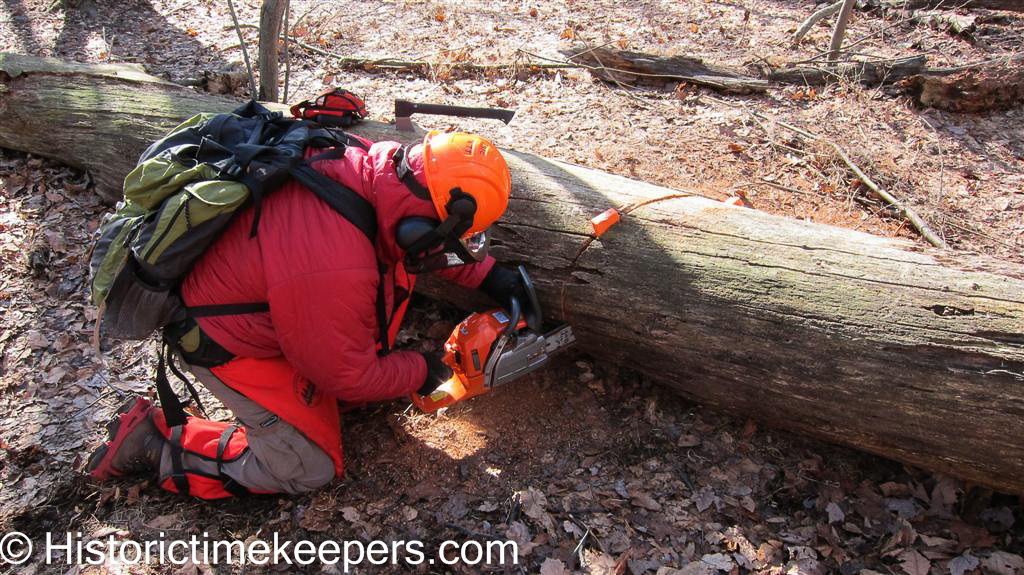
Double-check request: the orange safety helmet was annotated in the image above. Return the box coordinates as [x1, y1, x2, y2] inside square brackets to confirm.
[421, 131, 511, 236]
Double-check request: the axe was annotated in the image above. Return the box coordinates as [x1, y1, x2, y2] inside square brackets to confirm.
[394, 99, 516, 132]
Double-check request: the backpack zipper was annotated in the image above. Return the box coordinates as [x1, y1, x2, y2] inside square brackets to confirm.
[142, 199, 189, 262]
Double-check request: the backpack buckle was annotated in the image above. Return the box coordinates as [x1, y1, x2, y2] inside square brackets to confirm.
[222, 163, 243, 179]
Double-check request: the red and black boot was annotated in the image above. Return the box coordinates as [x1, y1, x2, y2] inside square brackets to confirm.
[86, 396, 164, 480]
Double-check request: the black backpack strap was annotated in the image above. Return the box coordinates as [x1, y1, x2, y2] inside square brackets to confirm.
[392, 146, 431, 200]
[167, 425, 190, 496]
[186, 302, 270, 318]
[376, 264, 390, 355]
[155, 342, 189, 428]
[289, 154, 378, 242]
[216, 426, 250, 497]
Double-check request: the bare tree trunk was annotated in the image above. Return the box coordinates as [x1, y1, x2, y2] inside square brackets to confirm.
[258, 0, 288, 102]
[1, 54, 1023, 494]
[828, 0, 858, 62]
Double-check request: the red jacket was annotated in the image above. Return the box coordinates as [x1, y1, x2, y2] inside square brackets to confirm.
[180, 140, 494, 402]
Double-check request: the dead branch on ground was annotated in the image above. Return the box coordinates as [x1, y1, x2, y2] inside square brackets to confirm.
[748, 109, 949, 249]
[561, 47, 770, 94]
[793, 1, 844, 44]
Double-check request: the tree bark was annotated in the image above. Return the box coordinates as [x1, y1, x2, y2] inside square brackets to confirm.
[258, 0, 288, 102]
[2, 54, 1023, 494]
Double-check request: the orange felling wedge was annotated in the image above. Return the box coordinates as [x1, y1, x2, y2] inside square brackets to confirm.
[590, 208, 621, 238]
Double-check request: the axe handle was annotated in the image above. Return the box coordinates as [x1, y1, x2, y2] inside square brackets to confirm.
[394, 100, 515, 124]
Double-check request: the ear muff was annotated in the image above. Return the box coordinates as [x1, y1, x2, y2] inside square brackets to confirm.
[444, 189, 477, 239]
[396, 217, 442, 253]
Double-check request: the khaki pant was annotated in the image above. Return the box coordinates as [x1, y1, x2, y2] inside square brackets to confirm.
[155, 358, 341, 497]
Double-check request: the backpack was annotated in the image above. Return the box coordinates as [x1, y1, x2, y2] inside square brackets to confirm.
[88, 100, 378, 342]
[289, 88, 367, 128]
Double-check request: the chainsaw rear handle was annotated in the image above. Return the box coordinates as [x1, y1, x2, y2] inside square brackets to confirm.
[502, 296, 521, 339]
[516, 265, 542, 332]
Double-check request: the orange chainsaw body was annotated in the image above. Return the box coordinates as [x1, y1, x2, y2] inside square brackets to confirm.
[410, 265, 575, 413]
[412, 308, 525, 413]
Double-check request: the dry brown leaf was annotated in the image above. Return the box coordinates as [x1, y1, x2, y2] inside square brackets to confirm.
[949, 553, 979, 575]
[584, 549, 617, 575]
[540, 557, 571, 575]
[983, 551, 1024, 575]
[146, 513, 182, 530]
[630, 492, 663, 512]
[677, 434, 701, 448]
[898, 549, 930, 575]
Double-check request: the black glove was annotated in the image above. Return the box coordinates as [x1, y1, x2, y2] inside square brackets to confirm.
[418, 351, 454, 396]
[480, 264, 529, 313]
[480, 265, 539, 328]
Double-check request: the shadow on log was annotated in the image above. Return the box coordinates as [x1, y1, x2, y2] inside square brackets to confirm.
[1, 53, 1023, 494]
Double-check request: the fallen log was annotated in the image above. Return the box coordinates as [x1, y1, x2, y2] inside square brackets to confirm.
[765, 55, 928, 85]
[906, 56, 1024, 112]
[858, 0, 1024, 12]
[562, 47, 770, 94]
[2, 53, 1023, 494]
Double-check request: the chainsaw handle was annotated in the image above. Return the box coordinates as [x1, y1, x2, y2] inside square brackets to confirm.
[502, 296, 521, 339]
[516, 265, 542, 332]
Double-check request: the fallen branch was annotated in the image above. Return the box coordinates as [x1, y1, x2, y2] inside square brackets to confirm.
[765, 55, 928, 85]
[562, 47, 770, 94]
[831, 144, 949, 248]
[290, 37, 572, 79]
[751, 110, 949, 249]
[793, 0, 844, 44]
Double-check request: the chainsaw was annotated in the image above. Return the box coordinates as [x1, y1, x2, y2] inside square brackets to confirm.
[411, 266, 575, 412]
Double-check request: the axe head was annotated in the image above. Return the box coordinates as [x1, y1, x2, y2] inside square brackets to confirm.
[395, 114, 415, 132]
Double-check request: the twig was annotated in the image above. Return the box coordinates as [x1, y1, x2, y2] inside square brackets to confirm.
[755, 178, 831, 198]
[923, 55, 1015, 74]
[226, 0, 256, 97]
[944, 220, 1017, 249]
[565, 39, 620, 60]
[791, 18, 913, 65]
[831, 144, 949, 248]
[291, 39, 575, 76]
[748, 109, 948, 249]
[519, 49, 767, 93]
[793, 0, 844, 45]
[573, 38, 649, 106]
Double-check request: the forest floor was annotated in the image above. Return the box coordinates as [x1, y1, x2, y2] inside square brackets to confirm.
[0, 0, 1023, 574]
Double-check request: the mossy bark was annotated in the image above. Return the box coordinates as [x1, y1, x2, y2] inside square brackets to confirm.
[2, 53, 1023, 493]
